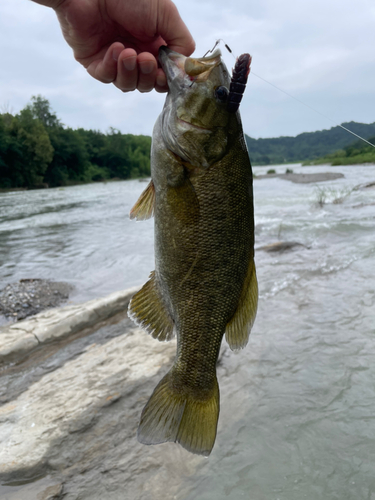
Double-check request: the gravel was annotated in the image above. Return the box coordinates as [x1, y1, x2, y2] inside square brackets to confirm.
[0, 279, 74, 322]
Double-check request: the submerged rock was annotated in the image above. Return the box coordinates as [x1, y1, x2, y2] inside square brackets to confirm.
[353, 180, 375, 190]
[256, 241, 308, 253]
[255, 172, 344, 183]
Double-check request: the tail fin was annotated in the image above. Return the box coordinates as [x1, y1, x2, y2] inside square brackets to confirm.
[137, 371, 220, 456]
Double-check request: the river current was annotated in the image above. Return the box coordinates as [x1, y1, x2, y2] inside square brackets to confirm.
[1, 163, 375, 498]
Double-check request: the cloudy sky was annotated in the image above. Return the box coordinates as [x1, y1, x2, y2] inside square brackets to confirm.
[1, 0, 374, 139]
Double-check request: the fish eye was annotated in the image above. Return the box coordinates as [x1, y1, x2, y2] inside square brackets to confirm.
[215, 86, 229, 102]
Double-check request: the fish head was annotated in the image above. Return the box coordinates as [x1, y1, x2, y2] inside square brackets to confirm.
[158, 47, 238, 167]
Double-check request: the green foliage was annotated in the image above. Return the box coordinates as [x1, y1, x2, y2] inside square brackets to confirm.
[82, 163, 111, 183]
[310, 135, 375, 166]
[245, 122, 375, 165]
[0, 108, 53, 188]
[314, 187, 327, 207]
[313, 186, 353, 207]
[0, 96, 152, 189]
[44, 126, 90, 186]
[267, 169, 276, 174]
[285, 168, 293, 174]
[26, 95, 61, 128]
[97, 128, 151, 179]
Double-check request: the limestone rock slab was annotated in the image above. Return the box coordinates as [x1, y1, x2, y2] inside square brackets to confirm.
[0, 287, 139, 365]
[0, 326, 176, 480]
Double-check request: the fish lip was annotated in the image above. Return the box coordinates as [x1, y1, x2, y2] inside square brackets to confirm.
[158, 46, 187, 83]
[158, 46, 222, 84]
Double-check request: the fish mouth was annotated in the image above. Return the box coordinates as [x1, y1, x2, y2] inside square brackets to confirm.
[158, 46, 222, 85]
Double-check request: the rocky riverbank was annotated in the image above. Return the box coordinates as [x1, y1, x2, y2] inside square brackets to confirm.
[0, 287, 177, 498]
[0, 286, 235, 500]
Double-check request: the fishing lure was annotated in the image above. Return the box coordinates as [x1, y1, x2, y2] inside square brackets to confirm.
[227, 53, 252, 113]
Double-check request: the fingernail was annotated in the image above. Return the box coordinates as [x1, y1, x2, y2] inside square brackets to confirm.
[139, 61, 154, 75]
[112, 47, 122, 62]
[123, 57, 136, 71]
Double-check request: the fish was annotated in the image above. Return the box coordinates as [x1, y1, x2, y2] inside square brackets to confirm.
[128, 46, 258, 456]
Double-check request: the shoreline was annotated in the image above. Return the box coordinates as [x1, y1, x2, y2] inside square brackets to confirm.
[0, 286, 178, 498]
[3, 169, 368, 194]
[0, 287, 139, 366]
[0, 177, 150, 194]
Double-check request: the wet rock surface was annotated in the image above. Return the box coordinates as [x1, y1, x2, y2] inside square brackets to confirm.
[0, 279, 73, 322]
[0, 288, 138, 366]
[256, 241, 308, 253]
[0, 294, 233, 500]
[0, 312, 199, 500]
[353, 180, 375, 190]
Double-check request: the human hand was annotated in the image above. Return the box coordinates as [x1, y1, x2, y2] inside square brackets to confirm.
[34, 0, 195, 93]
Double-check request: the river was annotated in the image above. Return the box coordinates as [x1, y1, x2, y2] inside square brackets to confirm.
[1, 163, 375, 498]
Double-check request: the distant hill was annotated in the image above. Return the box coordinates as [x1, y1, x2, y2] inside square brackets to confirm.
[245, 121, 375, 165]
[307, 135, 375, 166]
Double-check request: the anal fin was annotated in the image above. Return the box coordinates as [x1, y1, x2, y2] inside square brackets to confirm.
[225, 259, 258, 350]
[130, 179, 155, 220]
[128, 271, 174, 341]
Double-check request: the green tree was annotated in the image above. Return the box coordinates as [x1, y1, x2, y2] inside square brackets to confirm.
[26, 95, 61, 128]
[0, 114, 11, 188]
[100, 129, 151, 179]
[0, 95, 153, 189]
[0, 109, 53, 188]
[44, 126, 90, 186]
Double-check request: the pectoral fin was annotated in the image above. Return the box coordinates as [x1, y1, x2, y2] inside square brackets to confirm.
[128, 271, 174, 341]
[225, 259, 258, 350]
[130, 180, 155, 220]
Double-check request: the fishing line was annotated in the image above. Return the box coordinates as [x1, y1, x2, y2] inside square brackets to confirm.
[203, 39, 236, 60]
[249, 71, 375, 149]
[206, 40, 375, 149]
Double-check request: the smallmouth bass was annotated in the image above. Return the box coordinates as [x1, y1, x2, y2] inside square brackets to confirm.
[129, 46, 258, 456]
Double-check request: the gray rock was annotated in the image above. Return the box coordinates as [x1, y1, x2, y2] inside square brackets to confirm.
[0, 287, 139, 365]
[0, 477, 63, 500]
[0, 289, 234, 500]
[256, 241, 308, 253]
[255, 172, 344, 183]
[0, 316, 184, 498]
[37, 483, 64, 500]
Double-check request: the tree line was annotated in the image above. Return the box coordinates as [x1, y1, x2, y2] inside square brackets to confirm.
[306, 135, 375, 166]
[0, 96, 151, 189]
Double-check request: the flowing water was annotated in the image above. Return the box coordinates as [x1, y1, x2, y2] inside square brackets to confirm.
[1, 164, 375, 498]
[0, 179, 155, 315]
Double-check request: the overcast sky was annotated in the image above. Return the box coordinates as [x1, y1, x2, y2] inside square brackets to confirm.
[1, 0, 374, 139]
